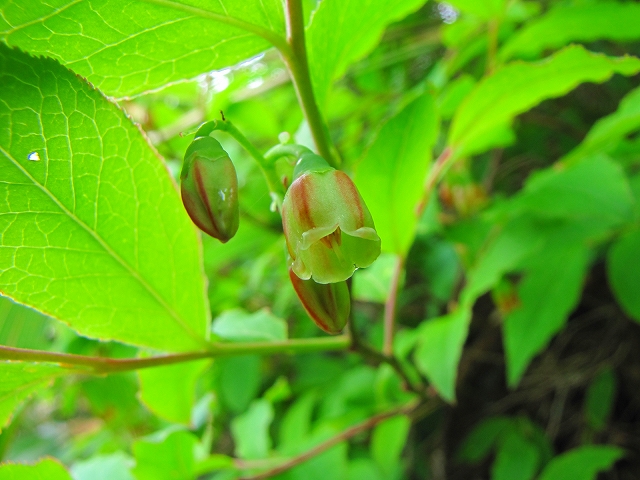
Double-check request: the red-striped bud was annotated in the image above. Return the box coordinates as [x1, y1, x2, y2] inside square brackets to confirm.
[180, 136, 239, 243]
[289, 268, 350, 334]
[282, 153, 381, 284]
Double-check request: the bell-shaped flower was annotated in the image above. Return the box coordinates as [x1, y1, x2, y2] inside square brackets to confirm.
[289, 268, 350, 334]
[282, 154, 381, 284]
[180, 136, 239, 243]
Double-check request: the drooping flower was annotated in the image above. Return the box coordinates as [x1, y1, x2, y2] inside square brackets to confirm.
[282, 153, 380, 284]
[180, 136, 239, 243]
[289, 268, 350, 334]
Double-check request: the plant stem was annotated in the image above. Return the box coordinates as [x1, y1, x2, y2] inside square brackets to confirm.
[0, 336, 349, 374]
[237, 400, 426, 480]
[281, 0, 337, 167]
[195, 119, 285, 210]
[415, 147, 455, 219]
[383, 255, 405, 356]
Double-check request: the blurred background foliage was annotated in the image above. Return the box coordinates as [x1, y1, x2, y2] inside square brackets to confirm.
[1, 0, 640, 479]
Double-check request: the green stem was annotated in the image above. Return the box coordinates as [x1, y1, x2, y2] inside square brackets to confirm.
[238, 399, 424, 480]
[0, 336, 349, 374]
[264, 143, 312, 163]
[383, 255, 405, 356]
[141, 0, 293, 58]
[415, 147, 455, 219]
[281, 0, 337, 167]
[196, 119, 285, 210]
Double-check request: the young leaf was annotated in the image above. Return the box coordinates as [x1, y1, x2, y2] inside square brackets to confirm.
[218, 355, 262, 414]
[371, 415, 411, 477]
[563, 86, 640, 164]
[585, 368, 616, 432]
[512, 155, 634, 229]
[457, 416, 513, 463]
[0, 362, 69, 432]
[137, 359, 210, 425]
[211, 308, 287, 342]
[491, 430, 540, 480]
[306, 0, 426, 108]
[449, 46, 640, 157]
[0, 458, 72, 480]
[0, 45, 209, 352]
[355, 94, 439, 255]
[0, 0, 285, 97]
[132, 429, 199, 480]
[538, 445, 624, 480]
[607, 228, 640, 322]
[71, 452, 136, 480]
[501, 2, 640, 60]
[414, 308, 471, 402]
[231, 399, 274, 459]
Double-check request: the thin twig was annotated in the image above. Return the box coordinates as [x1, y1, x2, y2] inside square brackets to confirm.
[383, 255, 405, 356]
[237, 399, 431, 480]
[0, 336, 350, 374]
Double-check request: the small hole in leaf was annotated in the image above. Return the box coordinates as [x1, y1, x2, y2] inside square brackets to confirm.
[27, 151, 41, 161]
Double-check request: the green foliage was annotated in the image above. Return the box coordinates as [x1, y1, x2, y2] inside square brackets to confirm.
[0, 0, 639, 478]
[0, 43, 209, 352]
[0, 458, 72, 480]
[356, 93, 438, 255]
[449, 45, 640, 156]
[538, 446, 624, 480]
[0, 0, 285, 97]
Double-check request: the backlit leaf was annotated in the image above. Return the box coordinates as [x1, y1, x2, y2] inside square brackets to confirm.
[0, 44, 209, 352]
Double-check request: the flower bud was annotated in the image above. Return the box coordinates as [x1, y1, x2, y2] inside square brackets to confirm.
[282, 154, 381, 284]
[289, 268, 350, 334]
[180, 136, 239, 243]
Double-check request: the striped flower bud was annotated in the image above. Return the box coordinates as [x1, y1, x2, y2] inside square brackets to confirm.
[180, 136, 239, 243]
[282, 153, 381, 284]
[289, 268, 350, 334]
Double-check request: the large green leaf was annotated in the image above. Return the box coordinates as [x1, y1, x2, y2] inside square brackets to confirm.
[504, 243, 590, 385]
[449, 46, 640, 157]
[0, 0, 285, 97]
[500, 2, 640, 60]
[0, 361, 68, 432]
[563, 86, 640, 164]
[538, 446, 623, 480]
[0, 45, 209, 351]
[0, 458, 72, 480]
[355, 94, 438, 255]
[306, 0, 426, 108]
